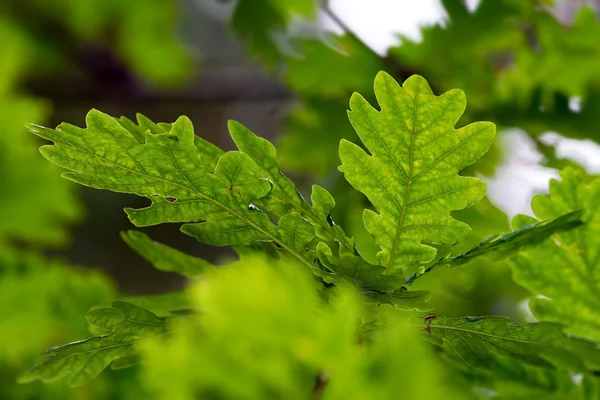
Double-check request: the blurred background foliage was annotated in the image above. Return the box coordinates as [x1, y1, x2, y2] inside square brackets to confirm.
[2, 0, 600, 397]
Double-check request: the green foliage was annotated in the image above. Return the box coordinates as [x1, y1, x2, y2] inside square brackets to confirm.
[428, 315, 600, 373]
[404, 209, 583, 287]
[2, 0, 193, 86]
[20, 302, 169, 387]
[392, 0, 600, 108]
[340, 72, 495, 272]
[21, 69, 600, 398]
[122, 230, 216, 278]
[511, 167, 600, 342]
[449, 353, 600, 399]
[0, 94, 81, 245]
[0, 17, 81, 246]
[230, 0, 317, 65]
[0, 248, 140, 399]
[140, 257, 468, 400]
[285, 35, 386, 97]
[278, 34, 386, 176]
[30, 80, 458, 310]
[0, 0, 194, 397]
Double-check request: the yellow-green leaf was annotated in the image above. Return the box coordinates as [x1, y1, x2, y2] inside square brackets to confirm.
[339, 72, 495, 273]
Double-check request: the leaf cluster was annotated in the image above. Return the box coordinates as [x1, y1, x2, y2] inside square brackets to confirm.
[19, 71, 600, 400]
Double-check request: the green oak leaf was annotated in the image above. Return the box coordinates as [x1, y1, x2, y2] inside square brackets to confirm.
[428, 315, 600, 373]
[446, 352, 599, 400]
[28, 110, 314, 271]
[31, 110, 430, 310]
[19, 302, 169, 387]
[123, 291, 192, 317]
[121, 230, 216, 278]
[340, 72, 495, 273]
[404, 210, 584, 287]
[510, 167, 600, 342]
[228, 120, 355, 252]
[316, 242, 432, 310]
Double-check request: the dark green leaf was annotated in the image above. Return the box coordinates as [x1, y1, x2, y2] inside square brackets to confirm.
[121, 230, 216, 278]
[428, 315, 600, 373]
[19, 302, 168, 387]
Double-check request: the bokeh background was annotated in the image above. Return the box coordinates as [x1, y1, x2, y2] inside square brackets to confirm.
[2, 0, 600, 398]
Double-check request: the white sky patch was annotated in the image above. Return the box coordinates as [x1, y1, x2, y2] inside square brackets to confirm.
[540, 132, 600, 173]
[517, 299, 537, 323]
[569, 96, 582, 112]
[324, 0, 447, 55]
[464, 0, 482, 12]
[571, 373, 584, 385]
[482, 130, 558, 218]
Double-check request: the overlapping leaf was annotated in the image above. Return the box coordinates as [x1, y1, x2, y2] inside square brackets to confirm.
[121, 230, 216, 278]
[228, 120, 354, 251]
[31, 110, 430, 310]
[446, 352, 600, 400]
[20, 302, 169, 387]
[510, 167, 600, 342]
[29, 111, 308, 268]
[428, 315, 600, 373]
[316, 242, 431, 310]
[340, 72, 495, 273]
[404, 210, 584, 287]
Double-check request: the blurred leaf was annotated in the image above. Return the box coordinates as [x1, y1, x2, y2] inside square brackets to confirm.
[340, 72, 495, 273]
[117, 0, 194, 86]
[4, 0, 194, 86]
[390, 0, 528, 108]
[392, 0, 600, 110]
[496, 88, 600, 144]
[0, 95, 81, 245]
[510, 167, 600, 342]
[20, 302, 169, 387]
[0, 249, 115, 362]
[139, 256, 467, 400]
[285, 35, 386, 97]
[0, 248, 134, 399]
[230, 0, 317, 65]
[502, 6, 600, 105]
[278, 98, 354, 175]
[447, 352, 599, 400]
[279, 34, 386, 176]
[121, 230, 216, 278]
[123, 291, 192, 317]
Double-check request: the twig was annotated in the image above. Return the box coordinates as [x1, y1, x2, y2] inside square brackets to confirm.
[321, 1, 424, 84]
[321, 1, 383, 62]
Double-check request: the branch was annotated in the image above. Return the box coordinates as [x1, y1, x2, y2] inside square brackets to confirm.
[321, 1, 413, 80]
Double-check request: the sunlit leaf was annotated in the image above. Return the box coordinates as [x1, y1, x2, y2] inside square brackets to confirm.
[510, 167, 600, 342]
[340, 72, 495, 273]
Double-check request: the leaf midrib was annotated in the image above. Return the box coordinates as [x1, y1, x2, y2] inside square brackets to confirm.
[430, 324, 540, 345]
[386, 81, 420, 273]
